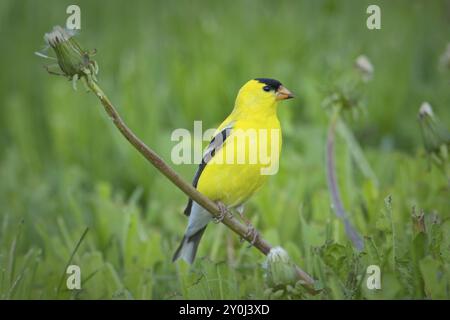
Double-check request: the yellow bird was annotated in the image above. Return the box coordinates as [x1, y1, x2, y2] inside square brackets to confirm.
[173, 78, 294, 264]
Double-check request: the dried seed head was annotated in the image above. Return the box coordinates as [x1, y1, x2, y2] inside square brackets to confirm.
[411, 206, 426, 234]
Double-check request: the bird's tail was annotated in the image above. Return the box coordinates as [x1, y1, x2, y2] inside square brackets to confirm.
[172, 226, 207, 264]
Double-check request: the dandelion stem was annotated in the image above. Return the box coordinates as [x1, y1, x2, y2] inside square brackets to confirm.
[326, 108, 364, 251]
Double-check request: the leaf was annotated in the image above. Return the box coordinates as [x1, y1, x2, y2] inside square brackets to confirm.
[419, 256, 448, 299]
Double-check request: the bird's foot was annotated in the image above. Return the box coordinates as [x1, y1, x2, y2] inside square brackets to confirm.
[239, 221, 259, 247]
[213, 201, 228, 224]
[244, 224, 259, 247]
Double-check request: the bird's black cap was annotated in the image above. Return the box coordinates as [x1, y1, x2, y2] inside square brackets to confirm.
[255, 78, 282, 91]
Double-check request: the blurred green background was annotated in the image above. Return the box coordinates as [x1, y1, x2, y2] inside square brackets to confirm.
[0, 0, 449, 299]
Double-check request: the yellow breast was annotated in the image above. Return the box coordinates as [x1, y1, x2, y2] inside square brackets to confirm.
[196, 115, 281, 207]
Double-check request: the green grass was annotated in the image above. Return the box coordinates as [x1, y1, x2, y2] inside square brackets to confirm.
[0, 0, 449, 299]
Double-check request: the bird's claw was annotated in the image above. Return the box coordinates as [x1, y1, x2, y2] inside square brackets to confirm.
[245, 224, 259, 247]
[213, 201, 228, 224]
[239, 222, 259, 247]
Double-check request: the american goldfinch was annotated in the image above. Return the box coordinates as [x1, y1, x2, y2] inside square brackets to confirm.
[173, 78, 294, 264]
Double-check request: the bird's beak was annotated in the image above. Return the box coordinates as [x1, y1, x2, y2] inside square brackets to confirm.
[276, 86, 294, 100]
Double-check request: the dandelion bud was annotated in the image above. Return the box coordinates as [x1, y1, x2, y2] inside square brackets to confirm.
[264, 247, 298, 288]
[418, 102, 450, 173]
[418, 102, 450, 155]
[37, 26, 98, 87]
[419, 101, 434, 119]
[355, 55, 374, 82]
[439, 43, 450, 71]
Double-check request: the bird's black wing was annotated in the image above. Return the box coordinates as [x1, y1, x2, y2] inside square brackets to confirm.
[184, 125, 233, 216]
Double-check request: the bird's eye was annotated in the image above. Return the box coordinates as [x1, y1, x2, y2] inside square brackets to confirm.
[263, 85, 271, 92]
